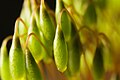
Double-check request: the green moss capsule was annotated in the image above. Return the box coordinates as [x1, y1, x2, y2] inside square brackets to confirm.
[92, 33, 110, 80]
[0, 36, 12, 80]
[67, 22, 82, 76]
[9, 37, 26, 80]
[53, 24, 68, 72]
[27, 15, 43, 62]
[30, 0, 40, 29]
[60, 9, 71, 42]
[40, 32, 53, 63]
[98, 33, 113, 71]
[93, 43, 104, 80]
[55, 0, 71, 41]
[83, 3, 97, 29]
[40, 0, 55, 57]
[9, 21, 26, 80]
[19, 0, 31, 48]
[25, 48, 43, 80]
[40, 0, 55, 43]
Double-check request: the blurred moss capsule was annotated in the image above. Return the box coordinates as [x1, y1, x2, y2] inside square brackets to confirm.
[25, 48, 43, 80]
[79, 27, 97, 68]
[93, 43, 104, 80]
[53, 24, 68, 72]
[92, 34, 111, 79]
[83, 3, 97, 29]
[0, 36, 12, 80]
[68, 22, 82, 76]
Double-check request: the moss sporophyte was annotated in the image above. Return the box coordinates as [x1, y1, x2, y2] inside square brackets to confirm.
[0, 0, 120, 80]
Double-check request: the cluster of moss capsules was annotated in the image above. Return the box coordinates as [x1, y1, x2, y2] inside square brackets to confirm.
[0, 0, 120, 80]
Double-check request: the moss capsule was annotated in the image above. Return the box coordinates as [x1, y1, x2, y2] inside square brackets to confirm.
[40, 0, 55, 43]
[68, 22, 82, 76]
[0, 36, 12, 80]
[25, 48, 43, 80]
[53, 24, 68, 72]
[27, 15, 43, 62]
[93, 43, 104, 80]
[9, 21, 26, 80]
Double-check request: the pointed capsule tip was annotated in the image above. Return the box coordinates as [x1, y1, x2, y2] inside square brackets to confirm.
[58, 66, 67, 73]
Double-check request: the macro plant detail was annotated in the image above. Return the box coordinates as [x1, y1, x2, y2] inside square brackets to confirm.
[0, 0, 120, 80]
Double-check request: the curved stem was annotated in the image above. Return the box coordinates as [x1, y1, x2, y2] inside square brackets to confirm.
[98, 32, 111, 49]
[2, 35, 13, 47]
[78, 26, 98, 45]
[25, 33, 48, 54]
[67, 5, 83, 27]
[14, 17, 28, 37]
[78, 26, 96, 36]
[30, 0, 38, 11]
[58, 8, 66, 26]
[18, 33, 27, 38]
[58, 8, 71, 31]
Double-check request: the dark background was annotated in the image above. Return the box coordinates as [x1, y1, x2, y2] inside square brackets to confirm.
[0, 0, 23, 45]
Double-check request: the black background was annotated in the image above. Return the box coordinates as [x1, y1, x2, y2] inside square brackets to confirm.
[0, 0, 23, 45]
